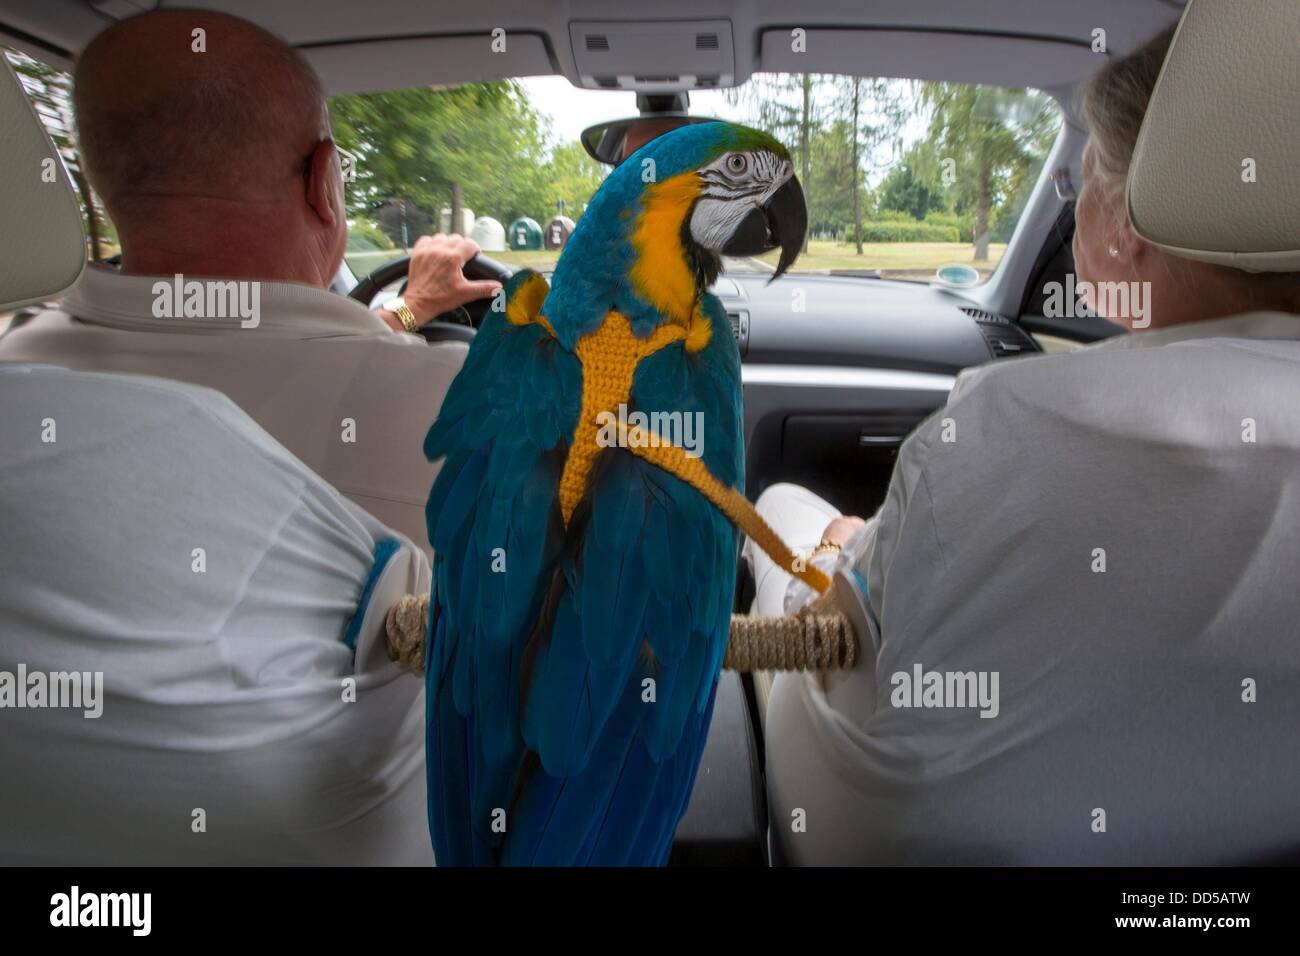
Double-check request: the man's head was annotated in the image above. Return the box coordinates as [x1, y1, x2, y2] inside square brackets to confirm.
[74, 9, 347, 284]
[621, 118, 690, 162]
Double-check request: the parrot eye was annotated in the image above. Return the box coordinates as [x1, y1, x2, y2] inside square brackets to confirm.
[725, 153, 748, 176]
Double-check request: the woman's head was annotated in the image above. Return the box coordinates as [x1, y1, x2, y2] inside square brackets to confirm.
[1074, 25, 1299, 330]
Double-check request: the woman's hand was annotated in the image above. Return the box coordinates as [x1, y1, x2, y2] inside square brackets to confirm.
[821, 516, 865, 548]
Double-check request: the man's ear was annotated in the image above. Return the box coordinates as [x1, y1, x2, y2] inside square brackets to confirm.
[304, 138, 342, 228]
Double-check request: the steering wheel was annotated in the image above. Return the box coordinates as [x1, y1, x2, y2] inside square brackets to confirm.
[348, 252, 514, 343]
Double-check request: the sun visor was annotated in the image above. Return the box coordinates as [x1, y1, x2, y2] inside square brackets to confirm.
[303, 32, 553, 95]
[759, 28, 1099, 89]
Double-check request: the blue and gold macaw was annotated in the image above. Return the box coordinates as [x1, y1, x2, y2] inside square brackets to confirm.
[423, 121, 806, 865]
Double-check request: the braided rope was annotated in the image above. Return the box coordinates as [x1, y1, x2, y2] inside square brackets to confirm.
[383, 593, 856, 677]
[614, 421, 833, 596]
[724, 608, 857, 672]
[385, 593, 429, 675]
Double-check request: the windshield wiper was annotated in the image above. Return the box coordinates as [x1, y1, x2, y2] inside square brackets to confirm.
[827, 268, 886, 279]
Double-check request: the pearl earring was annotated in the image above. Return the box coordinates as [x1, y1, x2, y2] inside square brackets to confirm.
[1107, 244, 1120, 258]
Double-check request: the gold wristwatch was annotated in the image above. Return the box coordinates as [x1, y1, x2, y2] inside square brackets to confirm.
[387, 296, 421, 334]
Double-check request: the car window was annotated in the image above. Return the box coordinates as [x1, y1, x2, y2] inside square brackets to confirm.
[333, 74, 1060, 286]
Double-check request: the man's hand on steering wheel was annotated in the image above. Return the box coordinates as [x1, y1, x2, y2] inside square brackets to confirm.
[376, 234, 503, 332]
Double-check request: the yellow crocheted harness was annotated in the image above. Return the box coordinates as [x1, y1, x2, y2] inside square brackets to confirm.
[507, 273, 831, 596]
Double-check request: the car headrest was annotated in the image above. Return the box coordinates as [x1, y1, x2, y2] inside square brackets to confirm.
[1127, 0, 1300, 273]
[0, 55, 86, 311]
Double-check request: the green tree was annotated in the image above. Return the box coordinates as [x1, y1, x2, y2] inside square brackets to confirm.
[834, 76, 908, 252]
[330, 81, 552, 242]
[918, 84, 1058, 260]
[806, 120, 854, 238]
[847, 78, 864, 252]
[539, 142, 605, 222]
[877, 141, 947, 221]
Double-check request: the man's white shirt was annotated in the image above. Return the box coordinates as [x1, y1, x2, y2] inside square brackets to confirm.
[0, 263, 466, 552]
[767, 312, 1300, 865]
[0, 364, 434, 865]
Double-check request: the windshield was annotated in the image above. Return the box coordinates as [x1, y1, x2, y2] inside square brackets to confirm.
[336, 73, 1060, 286]
[2, 44, 1060, 288]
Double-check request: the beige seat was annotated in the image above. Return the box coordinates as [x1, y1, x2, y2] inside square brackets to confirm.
[1127, 0, 1300, 272]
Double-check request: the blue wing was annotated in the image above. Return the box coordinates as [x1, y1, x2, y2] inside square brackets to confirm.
[426, 276, 743, 865]
[424, 270, 582, 865]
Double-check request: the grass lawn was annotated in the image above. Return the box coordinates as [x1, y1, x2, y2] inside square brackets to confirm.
[755, 239, 1007, 278]
[344, 240, 1006, 285]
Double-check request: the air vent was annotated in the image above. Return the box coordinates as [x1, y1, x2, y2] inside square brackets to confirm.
[975, 321, 1038, 358]
[959, 306, 1006, 324]
[961, 306, 1038, 359]
[696, 33, 720, 50]
[585, 34, 610, 51]
[978, 326, 1032, 358]
[727, 310, 750, 355]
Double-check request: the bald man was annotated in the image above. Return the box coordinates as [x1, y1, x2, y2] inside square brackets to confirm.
[0, 9, 495, 549]
[622, 117, 691, 159]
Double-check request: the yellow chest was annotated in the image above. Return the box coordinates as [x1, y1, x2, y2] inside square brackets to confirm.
[557, 312, 688, 524]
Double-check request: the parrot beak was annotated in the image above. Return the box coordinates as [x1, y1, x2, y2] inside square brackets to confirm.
[720, 174, 807, 282]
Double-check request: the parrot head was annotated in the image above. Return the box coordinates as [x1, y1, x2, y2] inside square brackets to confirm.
[659, 122, 808, 284]
[544, 121, 807, 343]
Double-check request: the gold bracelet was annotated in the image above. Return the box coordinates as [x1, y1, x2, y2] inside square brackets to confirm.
[811, 540, 842, 557]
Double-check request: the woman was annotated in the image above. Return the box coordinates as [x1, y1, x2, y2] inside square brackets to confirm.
[756, 23, 1300, 865]
[750, 23, 1300, 618]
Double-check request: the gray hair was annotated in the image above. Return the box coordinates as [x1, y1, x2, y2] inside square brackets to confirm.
[1081, 23, 1298, 308]
[1080, 25, 1176, 191]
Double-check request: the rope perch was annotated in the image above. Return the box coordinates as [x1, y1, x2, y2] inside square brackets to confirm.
[385, 594, 429, 676]
[724, 606, 856, 672]
[384, 593, 856, 676]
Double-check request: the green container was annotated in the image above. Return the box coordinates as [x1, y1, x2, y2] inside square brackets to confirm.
[507, 217, 543, 251]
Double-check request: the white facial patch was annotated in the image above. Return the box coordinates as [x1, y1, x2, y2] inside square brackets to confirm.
[689, 151, 793, 251]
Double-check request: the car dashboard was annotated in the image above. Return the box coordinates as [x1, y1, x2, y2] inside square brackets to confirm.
[717, 272, 1040, 518]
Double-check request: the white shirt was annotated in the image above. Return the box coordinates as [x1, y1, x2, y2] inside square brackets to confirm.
[767, 312, 1300, 865]
[0, 364, 434, 865]
[0, 264, 466, 552]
